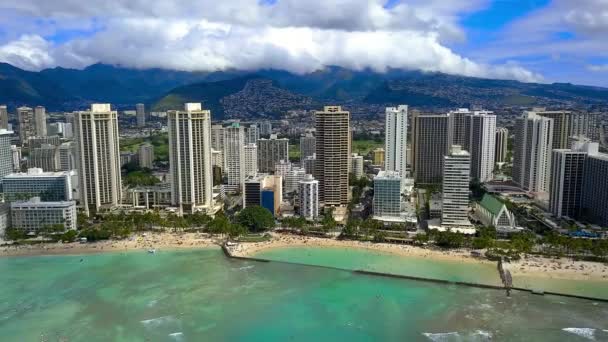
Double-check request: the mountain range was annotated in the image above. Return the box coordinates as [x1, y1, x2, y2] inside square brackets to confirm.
[1, 62, 607, 119]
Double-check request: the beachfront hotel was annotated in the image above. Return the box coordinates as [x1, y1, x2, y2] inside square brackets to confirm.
[384, 105, 408, 179]
[441, 145, 472, 227]
[372, 171, 402, 221]
[167, 103, 214, 215]
[314, 106, 350, 206]
[299, 174, 319, 220]
[74, 104, 122, 217]
[412, 113, 450, 185]
[224, 123, 245, 193]
[463, 110, 496, 183]
[3, 168, 73, 202]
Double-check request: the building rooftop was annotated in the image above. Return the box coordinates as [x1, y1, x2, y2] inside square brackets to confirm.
[479, 194, 506, 216]
[375, 171, 401, 180]
[4, 168, 72, 178]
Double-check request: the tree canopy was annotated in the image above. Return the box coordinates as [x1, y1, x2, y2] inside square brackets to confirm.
[236, 206, 275, 232]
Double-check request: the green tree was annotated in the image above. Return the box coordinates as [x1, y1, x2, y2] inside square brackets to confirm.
[236, 206, 275, 232]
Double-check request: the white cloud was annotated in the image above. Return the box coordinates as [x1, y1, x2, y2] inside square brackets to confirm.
[0, 0, 543, 82]
[587, 64, 608, 72]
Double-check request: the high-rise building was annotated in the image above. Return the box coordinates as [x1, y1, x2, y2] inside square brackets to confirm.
[373, 171, 402, 220]
[300, 133, 316, 162]
[27, 135, 61, 149]
[243, 143, 258, 177]
[244, 175, 263, 208]
[299, 174, 319, 220]
[495, 128, 509, 164]
[351, 153, 364, 179]
[211, 125, 225, 151]
[167, 103, 214, 214]
[531, 109, 572, 150]
[257, 134, 289, 173]
[413, 114, 450, 185]
[274, 159, 292, 179]
[11, 145, 21, 172]
[136, 103, 146, 127]
[17, 106, 36, 144]
[246, 124, 259, 145]
[442, 146, 471, 227]
[314, 106, 350, 206]
[34, 106, 46, 137]
[372, 148, 385, 166]
[58, 142, 75, 171]
[285, 167, 306, 193]
[302, 154, 316, 175]
[27, 144, 59, 171]
[513, 112, 554, 194]
[0, 129, 15, 182]
[138, 143, 155, 169]
[0, 105, 8, 130]
[580, 153, 608, 226]
[549, 140, 598, 219]
[259, 121, 272, 137]
[384, 105, 408, 178]
[448, 108, 469, 147]
[247, 174, 283, 217]
[74, 104, 122, 216]
[224, 123, 245, 192]
[464, 110, 496, 182]
[3, 168, 73, 202]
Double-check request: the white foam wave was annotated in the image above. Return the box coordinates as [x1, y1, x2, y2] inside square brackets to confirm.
[562, 328, 596, 340]
[473, 330, 492, 340]
[422, 332, 459, 341]
[140, 315, 177, 328]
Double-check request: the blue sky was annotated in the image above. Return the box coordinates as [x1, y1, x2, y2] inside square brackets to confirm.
[0, 0, 607, 86]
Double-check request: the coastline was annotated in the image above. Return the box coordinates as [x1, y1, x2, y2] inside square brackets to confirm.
[231, 233, 608, 283]
[0, 232, 219, 258]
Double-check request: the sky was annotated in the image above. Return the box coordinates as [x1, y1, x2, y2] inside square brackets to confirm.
[0, 0, 607, 86]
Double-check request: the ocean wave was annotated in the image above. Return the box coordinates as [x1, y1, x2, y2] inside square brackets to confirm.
[140, 315, 178, 328]
[472, 330, 492, 340]
[169, 332, 184, 341]
[422, 332, 459, 341]
[232, 265, 255, 271]
[562, 328, 596, 340]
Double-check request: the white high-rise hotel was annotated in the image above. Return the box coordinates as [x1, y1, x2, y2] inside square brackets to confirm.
[384, 105, 408, 179]
[74, 104, 122, 216]
[464, 110, 496, 183]
[299, 174, 319, 220]
[442, 146, 471, 227]
[513, 112, 554, 194]
[168, 103, 214, 214]
[224, 123, 245, 192]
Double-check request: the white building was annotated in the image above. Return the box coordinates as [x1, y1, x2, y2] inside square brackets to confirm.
[275, 159, 292, 179]
[0, 129, 15, 182]
[11, 197, 77, 232]
[285, 167, 306, 193]
[351, 154, 364, 179]
[74, 104, 122, 216]
[10, 145, 21, 172]
[211, 125, 225, 151]
[513, 112, 554, 194]
[300, 133, 316, 162]
[167, 103, 214, 214]
[299, 174, 319, 220]
[384, 105, 408, 179]
[475, 194, 517, 230]
[3, 168, 73, 202]
[211, 149, 224, 170]
[224, 123, 245, 192]
[464, 110, 496, 182]
[246, 124, 259, 145]
[441, 146, 472, 227]
[373, 171, 402, 221]
[34, 106, 47, 137]
[495, 128, 509, 164]
[138, 143, 155, 169]
[243, 143, 258, 178]
[136, 103, 146, 127]
[58, 142, 75, 171]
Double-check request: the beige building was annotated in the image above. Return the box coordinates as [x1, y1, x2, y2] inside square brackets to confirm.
[168, 103, 214, 214]
[74, 104, 122, 216]
[372, 148, 385, 166]
[314, 106, 350, 206]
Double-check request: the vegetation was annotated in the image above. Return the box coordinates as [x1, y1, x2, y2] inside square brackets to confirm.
[120, 133, 169, 162]
[352, 139, 383, 156]
[124, 168, 161, 187]
[236, 206, 275, 233]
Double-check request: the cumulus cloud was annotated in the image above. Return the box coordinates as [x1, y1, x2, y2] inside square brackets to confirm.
[0, 0, 543, 82]
[587, 64, 608, 72]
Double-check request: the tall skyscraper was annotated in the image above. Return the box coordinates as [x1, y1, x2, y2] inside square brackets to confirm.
[373, 171, 402, 220]
[442, 145, 471, 227]
[464, 110, 496, 182]
[246, 124, 259, 145]
[299, 174, 319, 220]
[495, 128, 509, 164]
[138, 143, 155, 169]
[257, 134, 289, 173]
[0, 105, 8, 130]
[167, 103, 213, 214]
[259, 121, 272, 137]
[0, 129, 15, 182]
[224, 123, 245, 192]
[314, 106, 350, 206]
[243, 143, 258, 177]
[549, 140, 598, 219]
[448, 108, 469, 147]
[300, 133, 316, 162]
[413, 114, 451, 185]
[74, 104, 122, 216]
[17, 106, 36, 144]
[211, 125, 225, 151]
[513, 112, 554, 194]
[384, 105, 408, 178]
[285, 167, 306, 193]
[136, 103, 146, 127]
[58, 142, 75, 171]
[27, 144, 59, 171]
[34, 106, 46, 137]
[581, 153, 608, 226]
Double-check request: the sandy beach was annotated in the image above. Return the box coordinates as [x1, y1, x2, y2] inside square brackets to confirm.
[230, 233, 608, 282]
[0, 232, 219, 257]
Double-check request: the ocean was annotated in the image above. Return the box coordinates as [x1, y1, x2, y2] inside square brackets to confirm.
[0, 247, 606, 341]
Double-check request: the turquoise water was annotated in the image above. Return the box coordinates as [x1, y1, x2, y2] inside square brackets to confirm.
[1, 248, 607, 341]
